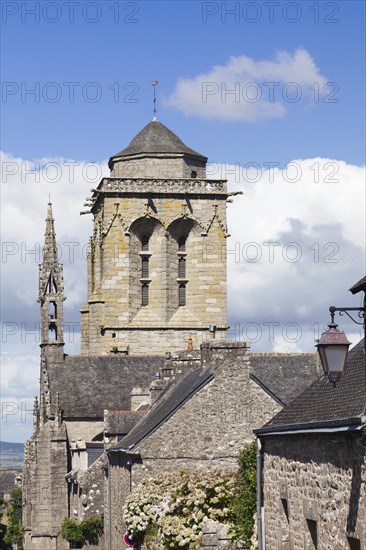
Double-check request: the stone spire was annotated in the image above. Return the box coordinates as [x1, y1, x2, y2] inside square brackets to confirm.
[38, 201, 65, 355]
[43, 200, 58, 266]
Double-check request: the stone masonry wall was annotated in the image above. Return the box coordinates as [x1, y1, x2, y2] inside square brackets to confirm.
[110, 155, 206, 180]
[69, 456, 105, 524]
[261, 433, 366, 549]
[23, 421, 69, 550]
[81, 180, 228, 356]
[106, 342, 283, 550]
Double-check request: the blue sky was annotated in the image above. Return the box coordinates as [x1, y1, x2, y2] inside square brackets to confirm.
[2, 0, 365, 164]
[1, 0, 365, 442]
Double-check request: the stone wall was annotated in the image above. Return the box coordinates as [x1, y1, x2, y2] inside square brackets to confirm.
[23, 421, 69, 550]
[261, 432, 366, 549]
[105, 342, 283, 550]
[110, 154, 206, 180]
[69, 455, 105, 550]
[81, 179, 228, 356]
[202, 521, 237, 549]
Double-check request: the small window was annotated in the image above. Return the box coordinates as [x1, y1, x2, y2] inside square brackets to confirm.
[48, 301, 57, 320]
[141, 235, 149, 251]
[178, 236, 186, 252]
[281, 498, 289, 522]
[178, 284, 186, 307]
[48, 325, 57, 340]
[191, 170, 197, 178]
[142, 257, 149, 278]
[142, 284, 149, 306]
[178, 257, 186, 278]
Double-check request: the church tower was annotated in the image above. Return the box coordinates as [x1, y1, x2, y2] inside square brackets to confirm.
[38, 201, 65, 361]
[80, 120, 229, 355]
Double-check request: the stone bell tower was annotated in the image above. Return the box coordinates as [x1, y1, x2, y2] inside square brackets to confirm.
[80, 119, 229, 355]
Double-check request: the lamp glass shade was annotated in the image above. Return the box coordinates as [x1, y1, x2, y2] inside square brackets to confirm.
[316, 323, 351, 375]
[318, 344, 349, 373]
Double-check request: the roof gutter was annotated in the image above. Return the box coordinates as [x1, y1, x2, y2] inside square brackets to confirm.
[258, 425, 363, 437]
[255, 420, 364, 437]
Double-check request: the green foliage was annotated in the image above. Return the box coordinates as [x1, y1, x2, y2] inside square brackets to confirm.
[230, 442, 257, 547]
[61, 518, 84, 548]
[4, 487, 24, 549]
[80, 516, 104, 545]
[61, 515, 104, 548]
[10, 488, 22, 526]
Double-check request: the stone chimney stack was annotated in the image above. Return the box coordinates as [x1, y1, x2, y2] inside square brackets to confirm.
[201, 341, 250, 370]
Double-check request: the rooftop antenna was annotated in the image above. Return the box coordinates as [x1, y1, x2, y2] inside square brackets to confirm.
[151, 80, 159, 121]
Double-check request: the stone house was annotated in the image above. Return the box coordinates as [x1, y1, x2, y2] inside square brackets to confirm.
[103, 341, 321, 550]
[22, 118, 322, 550]
[255, 276, 366, 549]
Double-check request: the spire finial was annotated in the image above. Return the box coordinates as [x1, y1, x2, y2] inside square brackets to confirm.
[151, 80, 159, 121]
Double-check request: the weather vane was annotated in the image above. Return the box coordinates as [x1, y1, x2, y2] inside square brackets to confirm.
[151, 80, 159, 121]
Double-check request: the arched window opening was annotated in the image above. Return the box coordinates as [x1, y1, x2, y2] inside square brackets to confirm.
[48, 325, 57, 341]
[48, 301, 57, 320]
[46, 276, 58, 295]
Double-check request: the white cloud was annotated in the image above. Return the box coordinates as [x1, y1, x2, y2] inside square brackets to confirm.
[0, 152, 364, 440]
[225, 158, 365, 351]
[166, 49, 328, 121]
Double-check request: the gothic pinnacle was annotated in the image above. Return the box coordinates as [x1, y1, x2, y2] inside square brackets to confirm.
[43, 200, 58, 266]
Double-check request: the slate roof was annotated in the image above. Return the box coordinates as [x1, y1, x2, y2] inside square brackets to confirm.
[350, 275, 366, 294]
[249, 353, 322, 406]
[255, 339, 366, 434]
[109, 120, 207, 162]
[108, 352, 322, 453]
[108, 368, 214, 452]
[49, 355, 164, 419]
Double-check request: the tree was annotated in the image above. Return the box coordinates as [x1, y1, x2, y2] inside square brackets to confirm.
[61, 516, 104, 548]
[4, 487, 24, 549]
[230, 442, 257, 548]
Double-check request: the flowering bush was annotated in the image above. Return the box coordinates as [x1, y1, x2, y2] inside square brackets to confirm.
[123, 470, 236, 549]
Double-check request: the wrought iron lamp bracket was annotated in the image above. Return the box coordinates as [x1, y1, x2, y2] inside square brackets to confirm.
[329, 306, 366, 327]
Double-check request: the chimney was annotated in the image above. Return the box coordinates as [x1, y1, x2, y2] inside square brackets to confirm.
[200, 341, 249, 370]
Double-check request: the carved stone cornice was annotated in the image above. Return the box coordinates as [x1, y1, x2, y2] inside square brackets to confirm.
[95, 178, 227, 195]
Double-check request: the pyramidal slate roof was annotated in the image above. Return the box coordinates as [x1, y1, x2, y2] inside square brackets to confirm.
[108, 368, 214, 452]
[110, 120, 207, 162]
[255, 339, 366, 434]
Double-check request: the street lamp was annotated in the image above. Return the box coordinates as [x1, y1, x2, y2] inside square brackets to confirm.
[316, 276, 366, 385]
[316, 312, 352, 386]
